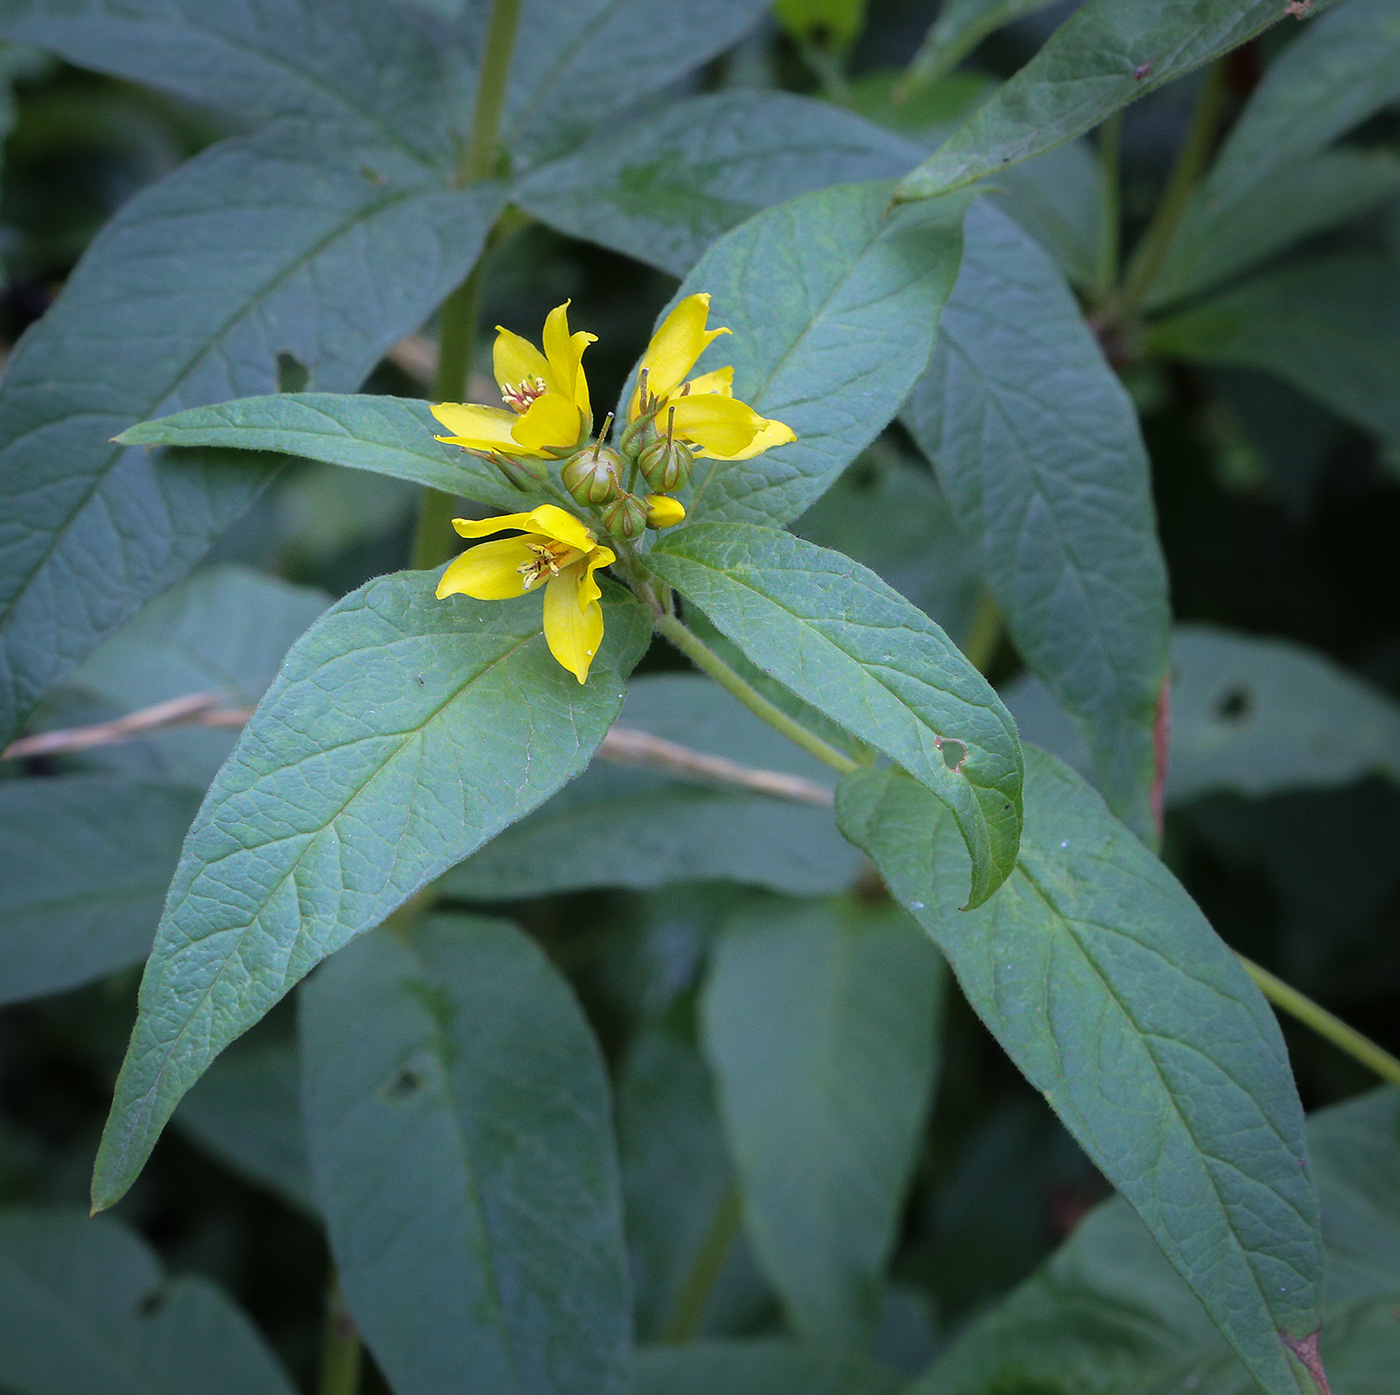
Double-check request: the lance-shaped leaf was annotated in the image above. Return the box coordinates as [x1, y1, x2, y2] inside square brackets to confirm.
[837, 749, 1326, 1395]
[300, 914, 631, 1395]
[893, 0, 1341, 204]
[702, 896, 944, 1343]
[898, 0, 1063, 92]
[0, 776, 199, 1007]
[119, 394, 529, 516]
[0, 1209, 297, 1395]
[515, 91, 919, 277]
[0, 117, 503, 748]
[649, 522, 1023, 906]
[0, 0, 461, 168]
[621, 180, 968, 529]
[90, 570, 649, 1211]
[903, 202, 1169, 840]
[1202, 0, 1400, 207]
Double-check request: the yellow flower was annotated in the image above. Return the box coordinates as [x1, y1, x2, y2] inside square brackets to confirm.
[644, 494, 686, 529]
[431, 302, 596, 458]
[435, 504, 615, 684]
[629, 293, 796, 461]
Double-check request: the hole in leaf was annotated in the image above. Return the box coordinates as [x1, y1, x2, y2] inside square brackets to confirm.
[1215, 686, 1253, 722]
[382, 1068, 422, 1101]
[276, 351, 310, 394]
[938, 738, 968, 771]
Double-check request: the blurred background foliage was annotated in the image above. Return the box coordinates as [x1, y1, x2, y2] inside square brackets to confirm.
[1, 2, 1398, 1388]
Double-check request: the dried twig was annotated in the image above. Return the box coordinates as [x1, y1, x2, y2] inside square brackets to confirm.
[2, 692, 254, 759]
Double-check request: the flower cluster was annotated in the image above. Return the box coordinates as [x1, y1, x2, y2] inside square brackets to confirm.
[431, 295, 793, 683]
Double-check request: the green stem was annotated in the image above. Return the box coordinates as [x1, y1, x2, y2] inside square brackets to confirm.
[1241, 956, 1400, 1088]
[663, 1186, 743, 1343]
[1092, 112, 1122, 307]
[962, 587, 1003, 675]
[654, 614, 859, 776]
[1118, 61, 1225, 317]
[798, 38, 852, 105]
[457, 0, 523, 187]
[318, 1280, 362, 1395]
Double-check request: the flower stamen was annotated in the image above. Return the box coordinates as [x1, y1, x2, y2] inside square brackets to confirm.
[501, 376, 548, 414]
[517, 540, 578, 590]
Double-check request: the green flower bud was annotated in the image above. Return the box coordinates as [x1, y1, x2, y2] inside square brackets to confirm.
[561, 445, 623, 505]
[602, 490, 649, 541]
[489, 450, 546, 492]
[636, 435, 694, 493]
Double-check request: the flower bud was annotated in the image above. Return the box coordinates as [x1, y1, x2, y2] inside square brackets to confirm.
[645, 494, 686, 530]
[636, 435, 694, 493]
[489, 450, 546, 492]
[602, 490, 649, 541]
[561, 445, 622, 505]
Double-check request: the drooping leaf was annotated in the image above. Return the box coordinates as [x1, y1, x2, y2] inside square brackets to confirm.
[299, 913, 631, 1395]
[893, 0, 1341, 204]
[1202, 0, 1400, 206]
[635, 1339, 902, 1395]
[118, 395, 529, 517]
[176, 1038, 313, 1213]
[39, 565, 329, 788]
[1148, 253, 1400, 447]
[1149, 150, 1400, 311]
[515, 90, 918, 278]
[439, 673, 860, 900]
[0, 118, 503, 747]
[701, 895, 944, 1343]
[904, 201, 1169, 839]
[0, 1208, 297, 1395]
[837, 749, 1325, 1395]
[0, 0, 462, 167]
[914, 1088, 1400, 1395]
[649, 522, 1024, 906]
[91, 570, 649, 1211]
[622, 179, 968, 529]
[898, 0, 1064, 93]
[0, 776, 198, 1007]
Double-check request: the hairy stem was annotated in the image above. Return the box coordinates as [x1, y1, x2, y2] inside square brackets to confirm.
[1241, 956, 1400, 1088]
[663, 1186, 743, 1343]
[654, 614, 860, 776]
[318, 1280, 362, 1395]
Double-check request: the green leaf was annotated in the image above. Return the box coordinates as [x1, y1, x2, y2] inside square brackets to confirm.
[0, 0, 461, 168]
[625, 179, 968, 529]
[774, 0, 868, 47]
[989, 140, 1105, 293]
[0, 776, 198, 1007]
[1202, 0, 1400, 207]
[915, 1088, 1400, 1395]
[299, 913, 631, 1395]
[118, 394, 529, 517]
[1167, 625, 1400, 804]
[1148, 253, 1400, 447]
[899, 0, 1064, 92]
[499, 0, 773, 163]
[1151, 150, 1400, 311]
[0, 1208, 297, 1395]
[0, 119, 503, 747]
[701, 896, 943, 1343]
[515, 91, 918, 278]
[904, 202, 1169, 839]
[438, 672, 861, 900]
[837, 749, 1325, 1395]
[635, 1339, 902, 1395]
[893, 0, 1340, 204]
[649, 522, 1024, 906]
[176, 1038, 313, 1213]
[90, 570, 649, 1212]
[41, 565, 328, 788]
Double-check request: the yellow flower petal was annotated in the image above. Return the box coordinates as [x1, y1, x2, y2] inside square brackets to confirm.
[639, 293, 731, 404]
[578, 545, 614, 609]
[697, 415, 797, 461]
[666, 393, 772, 456]
[492, 327, 555, 396]
[452, 504, 597, 553]
[645, 495, 686, 529]
[543, 561, 605, 683]
[430, 401, 547, 455]
[540, 302, 598, 419]
[510, 391, 583, 452]
[682, 365, 734, 397]
[569, 329, 596, 419]
[435, 536, 539, 600]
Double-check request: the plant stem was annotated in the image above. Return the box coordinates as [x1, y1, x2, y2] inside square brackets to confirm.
[1241, 955, 1400, 1088]
[962, 587, 1003, 675]
[654, 614, 860, 776]
[663, 1186, 743, 1343]
[1092, 112, 1122, 307]
[411, 0, 523, 569]
[1118, 61, 1225, 317]
[318, 1280, 362, 1395]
